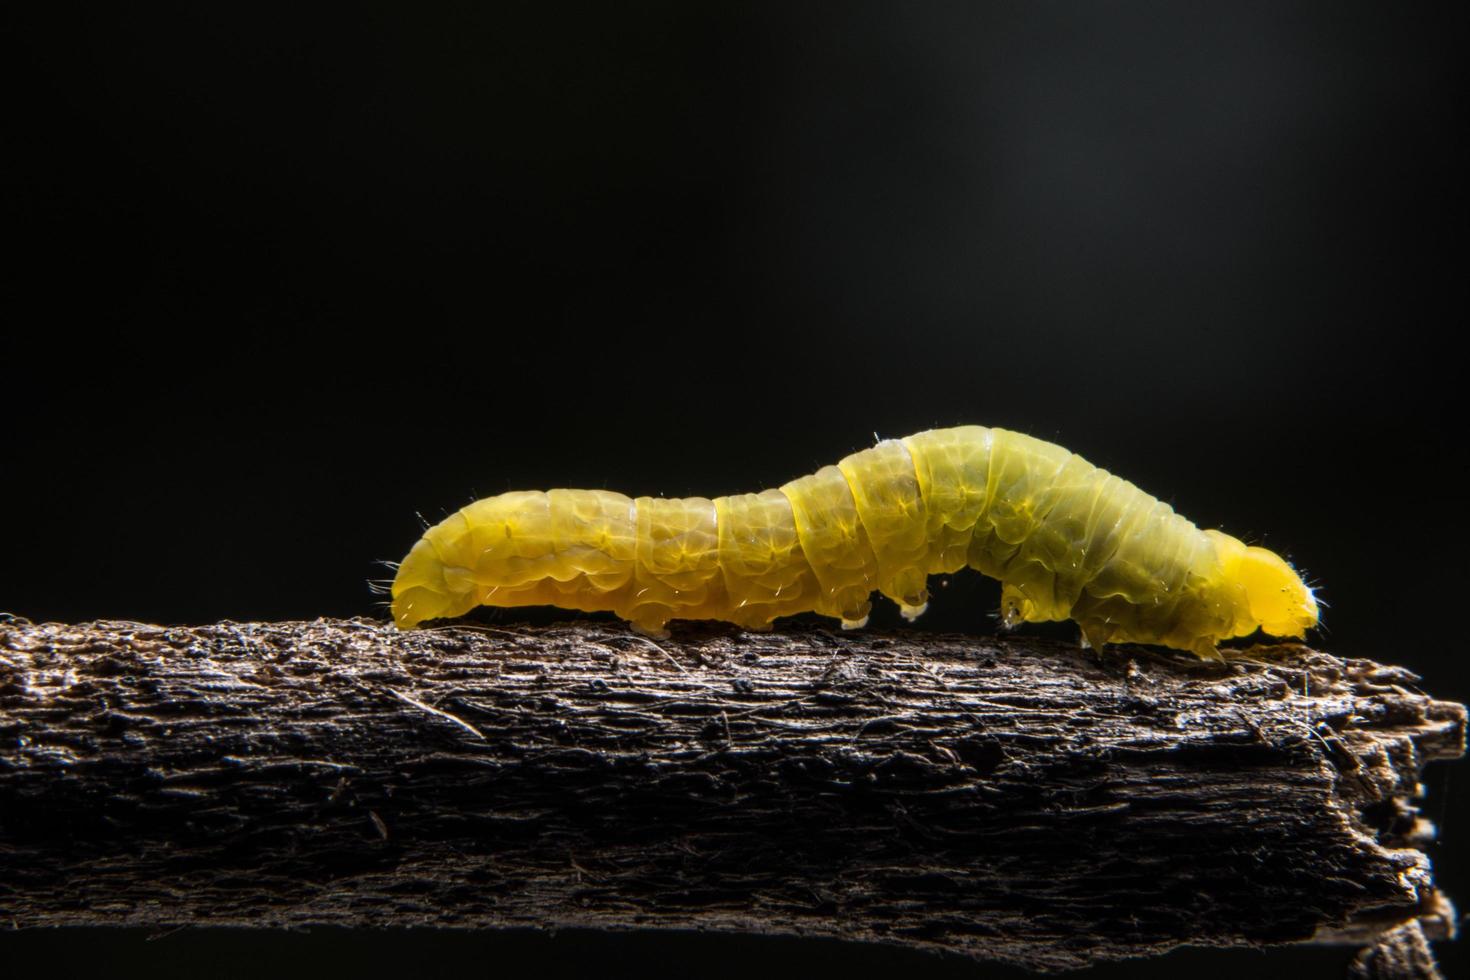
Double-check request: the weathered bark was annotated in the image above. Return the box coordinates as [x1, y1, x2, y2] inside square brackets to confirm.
[1349, 918, 1449, 980]
[0, 618, 1462, 974]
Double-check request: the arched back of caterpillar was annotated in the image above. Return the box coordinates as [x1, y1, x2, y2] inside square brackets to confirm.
[390, 426, 1319, 659]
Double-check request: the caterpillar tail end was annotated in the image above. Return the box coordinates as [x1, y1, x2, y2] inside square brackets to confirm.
[391, 589, 446, 630]
[389, 538, 463, 630]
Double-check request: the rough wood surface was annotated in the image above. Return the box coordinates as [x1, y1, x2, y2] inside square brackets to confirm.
[1349, 919, 1447, 980]
[0, 617, 1462, 974]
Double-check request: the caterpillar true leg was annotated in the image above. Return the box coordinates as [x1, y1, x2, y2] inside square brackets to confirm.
[390, 426, 1319, 659]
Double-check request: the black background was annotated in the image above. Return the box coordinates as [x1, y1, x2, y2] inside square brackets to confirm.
[4, 3, 1466, 978]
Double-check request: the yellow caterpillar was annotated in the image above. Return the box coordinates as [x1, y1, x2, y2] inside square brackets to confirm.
[390, 426, 1318, 659]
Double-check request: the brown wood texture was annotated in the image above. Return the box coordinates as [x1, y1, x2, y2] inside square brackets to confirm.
[0, 618, 1462, 973]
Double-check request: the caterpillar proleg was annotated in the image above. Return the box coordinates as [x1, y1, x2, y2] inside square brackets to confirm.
[390, 426, 1319, 659]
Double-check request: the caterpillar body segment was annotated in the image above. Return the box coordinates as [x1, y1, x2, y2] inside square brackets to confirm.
[391, 426, 1319, 658]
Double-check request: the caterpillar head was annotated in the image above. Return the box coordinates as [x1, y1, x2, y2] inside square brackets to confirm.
[1206, 530, 1319, 640]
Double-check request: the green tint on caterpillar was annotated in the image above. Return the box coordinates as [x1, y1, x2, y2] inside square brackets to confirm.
[390, 426, 1319, 660]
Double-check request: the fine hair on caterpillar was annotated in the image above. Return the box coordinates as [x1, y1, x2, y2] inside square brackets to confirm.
[390, 426, 1319, 660]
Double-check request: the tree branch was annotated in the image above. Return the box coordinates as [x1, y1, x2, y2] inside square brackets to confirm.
[0, 618, 1462, 975]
